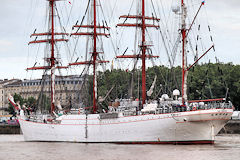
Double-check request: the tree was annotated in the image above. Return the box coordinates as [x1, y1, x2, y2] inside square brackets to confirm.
[94, 63, 240, 110]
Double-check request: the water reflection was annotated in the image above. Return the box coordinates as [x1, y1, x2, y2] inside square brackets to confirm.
[0, 134, 239, 160]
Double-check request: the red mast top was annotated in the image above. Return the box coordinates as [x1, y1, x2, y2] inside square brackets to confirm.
[116, 0, 159, 106]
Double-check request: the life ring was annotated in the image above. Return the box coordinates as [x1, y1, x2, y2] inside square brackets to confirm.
[192, 106, 197, 111]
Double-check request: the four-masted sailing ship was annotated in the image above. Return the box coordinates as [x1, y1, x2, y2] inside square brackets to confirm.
[8, 0, 233, 144]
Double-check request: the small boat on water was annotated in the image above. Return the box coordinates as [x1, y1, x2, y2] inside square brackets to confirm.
[9, 0, 233, 144]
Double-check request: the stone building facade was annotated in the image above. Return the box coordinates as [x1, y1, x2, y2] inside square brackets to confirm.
[0, 79, 22, 115]
[0, 75, 84, 115]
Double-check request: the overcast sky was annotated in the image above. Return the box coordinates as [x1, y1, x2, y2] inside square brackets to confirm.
[0, 0, 239, 79]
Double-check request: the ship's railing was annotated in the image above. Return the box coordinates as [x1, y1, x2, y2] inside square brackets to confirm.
[111, 101, 233, 116]
[24, 114, 61, 124]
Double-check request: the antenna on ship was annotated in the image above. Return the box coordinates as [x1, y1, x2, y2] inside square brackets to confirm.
[27, 0, 68, 114]
[116, 0, 159, 108]
[69, 0, 110, 114]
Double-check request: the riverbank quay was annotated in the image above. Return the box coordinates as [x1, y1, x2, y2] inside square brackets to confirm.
[0, 124, 20, 134]
[219, 120, 240, 134]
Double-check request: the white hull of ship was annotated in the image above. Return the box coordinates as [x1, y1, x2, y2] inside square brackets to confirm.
[19, 108, 233, 144]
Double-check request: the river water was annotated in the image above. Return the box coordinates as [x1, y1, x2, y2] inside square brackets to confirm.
[0, 134, 239, 160]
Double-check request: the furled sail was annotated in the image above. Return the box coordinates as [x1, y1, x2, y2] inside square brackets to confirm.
[147, 75, 157, 97]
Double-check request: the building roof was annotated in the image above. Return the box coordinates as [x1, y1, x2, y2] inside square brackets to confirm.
[0, 79, 22, 87]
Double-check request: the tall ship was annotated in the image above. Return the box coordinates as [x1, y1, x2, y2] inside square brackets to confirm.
[9, 0, 233, 144]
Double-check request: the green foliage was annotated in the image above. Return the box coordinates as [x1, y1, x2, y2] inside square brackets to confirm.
[97, 69, 131, 99]
[92, 63, 240, 110]
[38, 94, 51, 113]
[26, 97, 37, 108]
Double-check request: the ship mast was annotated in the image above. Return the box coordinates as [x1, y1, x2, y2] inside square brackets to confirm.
[180, 0, 210, 105]
[141, 0, 147, 105]
[69, 0, 109, 113]
[116, 0, 159, 107]
[27, 0, 68, 114]
[50, 0, 56, 113]
[181, 0, 188, 105]
[92, 0, 97, 113]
